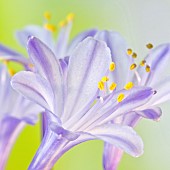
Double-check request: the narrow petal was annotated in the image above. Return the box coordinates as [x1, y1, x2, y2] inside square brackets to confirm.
[27, 37, 64, 116]
[62, 37, 111, 121]
[55, 22, 72, 58]
[16, 25, 54, 49]
[137, 43, 170, 86]
[146, 76, 170, 105]
[95, 30, 134, 89]
[86, 124, 144, 157]
[136, 107, 162, 121]
[11, 71, 54, 112]
[103, 143, 123, 170]
[67, 29, 98, 55]
[79, 87, 154, 130]
[0, 44, 29, 65]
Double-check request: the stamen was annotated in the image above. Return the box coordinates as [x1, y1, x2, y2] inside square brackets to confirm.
[59, 20, 67, 27]
[66, 13, 75, 22]
[130, 63, 137, 70]
[98, 81, 105, 91]
[44, 23, 56, 32]
[146, 43, 153, 49]
[101, 76, 109, 82]
[132, 52, 137, 58]
[117, 93, 125, 102]
[109, 82, 117, 91]
[127, 49, 133, 55]
[8, 69, 15, 76]
[145, 65, 151, 72]
[44, 11, 51, 20]
[140, 60, 146, 66]
[109, 62, 116, 71]
[124, 82, 134, 90]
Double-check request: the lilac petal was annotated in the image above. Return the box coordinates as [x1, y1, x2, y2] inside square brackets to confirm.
[137, 43, 170, 86]
[27, 37, 64, 116]
[16, 25, 54, 49]
[87, 124, 143, 157]
[11, 71, 54, 112]
[81, 87, 154, 130]
[28, 128, 73, 170]
[55, 22, 72, 58]
[0, 44, 30, 65]
[0, 117, 25, 170]
[67, 29, 98, 55]
[62, 37, 111, 121]
[146, 76, 170, 105]
[50, 122, 80, 141]
[103, 143, 123, 170]
[95, 30, 134, 89]
[136, 107, 162, 121]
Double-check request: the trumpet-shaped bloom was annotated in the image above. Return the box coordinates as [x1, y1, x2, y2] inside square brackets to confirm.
[11, 36, 155, 170]
[94, 30, 170, 170]
[0, 64, 43, 170]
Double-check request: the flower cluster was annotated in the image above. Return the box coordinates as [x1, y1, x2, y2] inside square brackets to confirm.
[0, 12, 170, 170]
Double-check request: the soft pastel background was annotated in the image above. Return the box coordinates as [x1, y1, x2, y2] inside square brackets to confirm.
[0, 0, 170, 169]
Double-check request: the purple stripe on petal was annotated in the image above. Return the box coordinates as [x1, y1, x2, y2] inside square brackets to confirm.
[62, 37, 111, 122]
[27, 37, 64, 116]
[86, 124, 144, 157]
[0, 117, 25, 170]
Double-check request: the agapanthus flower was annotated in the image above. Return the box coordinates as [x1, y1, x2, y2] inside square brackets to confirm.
[93, 30, 170, 170]
[11, 35, 156, 170]
[0, 13, 97, 68]
[0, 64, 43, 170]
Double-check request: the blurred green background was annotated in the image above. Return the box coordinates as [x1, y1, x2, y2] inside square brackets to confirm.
[0, 0, 170, 169]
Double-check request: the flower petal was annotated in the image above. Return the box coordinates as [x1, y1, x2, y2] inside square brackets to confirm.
[67, 29, 98, 55]
[27, 37, 64, 116]
[0, 44, 29, 65]
[103, 143, 123, 170]
[137, 43, 170, 86]
[135, 107, 162, 121]
[16, 25, 54, 49]
[95, 30, 134, 89]
[62, 37, 111, 121]
[87, 124, 144, 157]
[146, 76, 170, 105]
[11, 71, 54, 112]
[55, 22, 72, 58]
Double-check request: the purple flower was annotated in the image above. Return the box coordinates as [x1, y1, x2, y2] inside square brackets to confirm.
[11, 36, 155, 170]
[94, 30, 170, 170]
[0, 15, 97, 69]
[0, 64, 43, 170]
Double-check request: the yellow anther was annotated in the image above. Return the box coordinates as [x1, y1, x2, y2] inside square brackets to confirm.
[8, 69, 15, 76]
[59, 20, 67, 27]
[98, 81, 105, 91]
[66, 13, 75, 22]
[117, 93, 125, 102]
[130, 63, 137, 70]
[44, 23, 56, 32]
[132, 52, 137, 58]
[145, 65, 151, 72]
[140, 60, 146, 66]
[146, 43, 153, 49]
[109, 62, 116, 71]
[124, 82, 134, 90]
[127, 49, 133, 55]
[44, 11, 51, 20]
[109, 82, 117, 91]
[101, 76, 109, 82]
